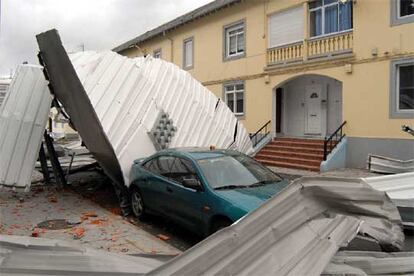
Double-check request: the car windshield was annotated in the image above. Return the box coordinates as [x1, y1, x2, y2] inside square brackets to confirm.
[197, 154, 282, 189]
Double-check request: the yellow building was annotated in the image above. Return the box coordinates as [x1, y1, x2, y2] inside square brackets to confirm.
[114, 0, 414, 170]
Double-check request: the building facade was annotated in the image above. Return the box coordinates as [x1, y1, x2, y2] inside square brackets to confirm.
[115, 0, 414, 168]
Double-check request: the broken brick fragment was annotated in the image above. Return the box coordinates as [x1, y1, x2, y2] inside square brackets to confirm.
[31, 228, 41, 237]
[157, 234, 170, 241]
[72, 227, 85, 239]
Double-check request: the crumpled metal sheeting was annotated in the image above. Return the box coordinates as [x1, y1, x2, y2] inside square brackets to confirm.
[0, 65, 51, 192]
[304, 177, 404, 252]
[363, 172, 414, 229]
[0, 235, 164, 275]
[148, 177, 403, 276]
[69, 51, 253, 186]
[323, 251, 414, 275]
[368, 154, 414, 174]
[363, 172, 414, 208]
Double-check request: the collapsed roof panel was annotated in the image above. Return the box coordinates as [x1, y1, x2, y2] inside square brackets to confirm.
[0, 65, 51, 192]
[37, 29, 252, 188]
[149, 176, 404, 275]
[363, 172, 414, 228]
[368, 154, 414, 174]
[0, 235, 164, 275]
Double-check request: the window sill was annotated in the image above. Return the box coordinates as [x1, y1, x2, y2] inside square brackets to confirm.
[308, 29, 353, 41]
[235, 114, 245, 120]
[223, 52, 246, 62]
[390, 111, 414, 119]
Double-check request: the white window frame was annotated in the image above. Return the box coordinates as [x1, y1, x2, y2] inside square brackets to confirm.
[223, 20, 246, 61]
[224, 82, 245, 116]
[390, 58, 414, 118]
[309, 0, 353, 39]
[183, 37, 194, 70]
[153, 49, 162, 59]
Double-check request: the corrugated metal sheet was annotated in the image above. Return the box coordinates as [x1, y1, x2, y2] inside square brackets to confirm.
[0, 235, 164, 275]
[0, 65, 51, 192]
[149, 176, 403, 276]
[323, 251, 414, 275]
[363, 172, 414, 227]
[0, 78, 11, 107]
[68, 51, 253, 186]
[368, 154, 414, 174]
[363, 172, 414, 208]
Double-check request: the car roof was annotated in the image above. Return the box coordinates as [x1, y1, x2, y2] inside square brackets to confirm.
[159, 147, 240, 160]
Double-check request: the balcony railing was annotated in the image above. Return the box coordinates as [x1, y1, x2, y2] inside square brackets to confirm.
[267, 41, 303, 65]
[267, 31, 353, 66]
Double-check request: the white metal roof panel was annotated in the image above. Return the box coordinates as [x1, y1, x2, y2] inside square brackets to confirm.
[69, 51, 253, 186]
[363, 172, 414, 208]
[0, 65, 51, 192]
[0, 235, 164, 275]
[368, 154, 414, 174]
[149, 176, 403, 275]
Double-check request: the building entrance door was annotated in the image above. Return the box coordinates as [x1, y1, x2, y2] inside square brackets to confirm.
[305, 84, 323, 135]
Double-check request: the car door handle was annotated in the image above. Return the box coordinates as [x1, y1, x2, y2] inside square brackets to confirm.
[166, 187, 173, 193]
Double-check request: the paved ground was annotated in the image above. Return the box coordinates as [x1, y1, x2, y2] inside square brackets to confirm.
[0, 181, 180, 256]
[70, 172, 202, 251]
[0, 167, 401, 255]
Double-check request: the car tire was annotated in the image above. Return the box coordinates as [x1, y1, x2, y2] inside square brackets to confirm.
[210, 218, 232, 235]
[130, 188, 145, 219]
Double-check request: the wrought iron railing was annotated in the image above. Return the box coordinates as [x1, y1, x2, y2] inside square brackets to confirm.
[250, 120, 271, 148]
[323, 121, 347, 161]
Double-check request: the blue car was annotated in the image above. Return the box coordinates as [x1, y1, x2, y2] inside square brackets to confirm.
[129, 148, 289, 236]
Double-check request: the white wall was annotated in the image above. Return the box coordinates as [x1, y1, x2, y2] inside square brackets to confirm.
[279, 75, 342, 137]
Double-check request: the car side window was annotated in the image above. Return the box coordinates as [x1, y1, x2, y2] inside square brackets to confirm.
[143, 156, 175, 178]
[169, 157, 200, 185]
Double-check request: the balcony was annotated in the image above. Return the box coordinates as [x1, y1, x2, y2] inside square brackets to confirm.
[267, 31, 353, 67]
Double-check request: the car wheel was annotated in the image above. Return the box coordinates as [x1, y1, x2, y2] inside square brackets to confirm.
[210, 218, 232, 235]
[131, 188, 145, 219]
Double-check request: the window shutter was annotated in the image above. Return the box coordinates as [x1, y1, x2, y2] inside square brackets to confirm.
[268, 6, 304, 48]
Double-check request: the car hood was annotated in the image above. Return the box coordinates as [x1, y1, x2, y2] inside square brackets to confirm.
[216, 180, 289, 212]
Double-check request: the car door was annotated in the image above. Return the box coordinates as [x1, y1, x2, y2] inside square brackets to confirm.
[141, 155, 175, 215]
[163, 157, 205, 232]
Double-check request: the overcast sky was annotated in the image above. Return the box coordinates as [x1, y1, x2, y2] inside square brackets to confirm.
[0, 0, 213, 77]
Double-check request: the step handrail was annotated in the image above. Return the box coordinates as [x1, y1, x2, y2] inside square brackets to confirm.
[250, 120, 271, 148]
[323, 121, 347, 161]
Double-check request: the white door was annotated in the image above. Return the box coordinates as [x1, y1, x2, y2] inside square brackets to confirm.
[305, 85, 323, 135]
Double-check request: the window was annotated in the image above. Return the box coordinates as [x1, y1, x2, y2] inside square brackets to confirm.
[391, 0, 414, 25]
[153, 49, 162, 59]
[400, 0, 414, 17]
[224, 20, 245, 60]
[224, 82, 244, 116]
[183, 37, 194, 69]
[143, 156, 174, 177]
[309, 0, 352, 37]
[169, 158, 200, 186]
[268, 6, 304, 48]
[398, 64, 414, 110]
[390, 59, 414, 118]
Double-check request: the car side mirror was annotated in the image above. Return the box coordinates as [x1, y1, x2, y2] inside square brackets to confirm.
[182, 178, 202, 191]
